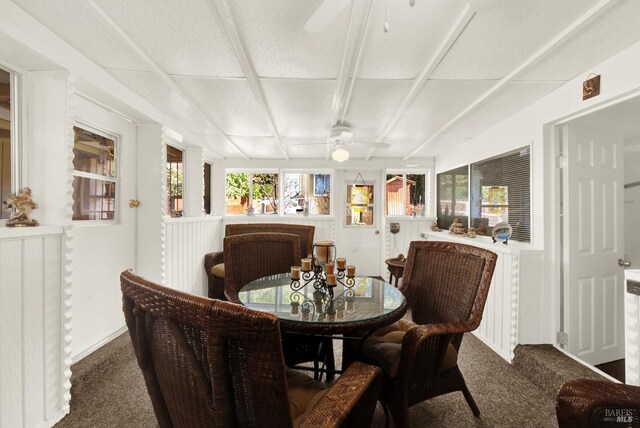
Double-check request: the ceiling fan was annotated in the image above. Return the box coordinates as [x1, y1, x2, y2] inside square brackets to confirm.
[328, 125, 390, 162]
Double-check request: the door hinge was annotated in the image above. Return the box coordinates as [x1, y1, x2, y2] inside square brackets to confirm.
[556, 156, 568, 169]
[557, 331, 569, 347]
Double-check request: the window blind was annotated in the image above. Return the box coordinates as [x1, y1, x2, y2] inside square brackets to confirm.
[470, 146, 530, 242]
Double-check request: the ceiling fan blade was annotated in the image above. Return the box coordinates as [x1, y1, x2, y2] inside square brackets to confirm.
[304, 0, 351, 33]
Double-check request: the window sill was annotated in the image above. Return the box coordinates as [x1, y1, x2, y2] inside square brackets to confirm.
[422, 230, 541, 255]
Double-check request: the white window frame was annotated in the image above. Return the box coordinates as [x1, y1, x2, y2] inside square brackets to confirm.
[385, 169, 430, 219]
[224, 168, 279, 216]
[71, 122, 120, 225]
[166, 143, 185, 217]
[281, 169, 333, 217]
[0, 65, 22, 224]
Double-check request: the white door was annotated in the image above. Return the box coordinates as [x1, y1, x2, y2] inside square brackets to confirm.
[337, 170, 382, 277]
[623, 150, 640, 268]
[71, 97, 138, 359]
[563, 124, 625, 365]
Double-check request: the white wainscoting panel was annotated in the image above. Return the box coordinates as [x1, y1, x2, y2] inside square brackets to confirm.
[164, 217, 223, 296]
[423, 231, 543, 362]
[0, 227, 69, 428]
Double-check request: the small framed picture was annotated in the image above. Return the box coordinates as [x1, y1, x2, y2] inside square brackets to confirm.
[314, 174, 330, 196]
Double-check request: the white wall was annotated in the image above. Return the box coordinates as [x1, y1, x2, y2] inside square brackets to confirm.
[70, 96, 138, 361]
[435, 38, 640, 344]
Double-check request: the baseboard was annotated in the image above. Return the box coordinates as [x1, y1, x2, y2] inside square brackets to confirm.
[472, 331, 512, 362]
[40, 406, 69, 428]
[71, 326, 128, 364]
[553, 345, 621, 383]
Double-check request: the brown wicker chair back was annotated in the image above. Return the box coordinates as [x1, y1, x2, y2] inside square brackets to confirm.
[376, 240, 497, 428]
[225, 223, 314, 258]
[121, 269, 382, 428]
[401, 241, 495, 328]
[223, 232, 301, 302]
[204, 224, 314, 300]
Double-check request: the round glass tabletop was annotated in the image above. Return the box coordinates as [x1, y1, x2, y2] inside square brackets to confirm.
[238, 273, 407, 335]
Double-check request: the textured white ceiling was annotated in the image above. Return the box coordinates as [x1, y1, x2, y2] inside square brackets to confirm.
[431, 0, 602, 80]
[357, 0, 468, 79]
[174, 76, 272, 136]
[445, 81, 564, 139]
[11, 0, 640, 160]
[228, 0, 351, 78]
[261, 78, 335, 137]
[387, 79, 497, 139]
[519, 0, 640, 81]
[94, 0, 244, 77]
[344, 79, 413, 138]
[12, 0, 150, 72]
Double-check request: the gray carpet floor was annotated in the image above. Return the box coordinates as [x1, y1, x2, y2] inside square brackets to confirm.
[56, 332, 558, 427]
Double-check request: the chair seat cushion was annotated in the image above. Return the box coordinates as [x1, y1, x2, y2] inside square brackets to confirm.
[361, 320, 457, 378]
[286, 369, 328, 427]
[211, 263, 224, 278]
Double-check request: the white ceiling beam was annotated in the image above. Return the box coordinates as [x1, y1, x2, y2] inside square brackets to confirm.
[210, 0, 289, 160]
[325, 0, 375, 160]
[365, 4, 475, 160]
[403, 0, 617, 160]
[84, 0, 245, 159]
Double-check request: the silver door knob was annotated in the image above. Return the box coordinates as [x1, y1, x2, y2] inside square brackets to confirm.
[375, 230, 380, 235]
[618, 258, 631, 267]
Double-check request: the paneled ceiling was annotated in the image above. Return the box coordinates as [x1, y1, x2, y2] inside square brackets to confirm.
[11, 0, 640, 160]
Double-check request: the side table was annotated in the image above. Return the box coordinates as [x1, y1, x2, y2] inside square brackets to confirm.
[385, 257, 406, 287]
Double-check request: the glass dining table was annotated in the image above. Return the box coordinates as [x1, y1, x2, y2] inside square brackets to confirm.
[237, 273, 407, 336]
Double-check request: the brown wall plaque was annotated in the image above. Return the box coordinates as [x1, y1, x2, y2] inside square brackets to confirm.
[583, 74, 600, 100]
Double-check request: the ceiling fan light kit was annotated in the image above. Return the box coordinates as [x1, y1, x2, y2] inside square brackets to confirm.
[332, 146, 350, 162]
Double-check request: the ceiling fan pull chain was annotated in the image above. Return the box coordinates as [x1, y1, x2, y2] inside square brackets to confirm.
[384, 0, 389, 33]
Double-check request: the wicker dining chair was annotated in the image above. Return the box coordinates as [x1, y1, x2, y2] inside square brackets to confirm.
[223, 232, 335, 379]
[556, 379, 640, 427]
[120, 270, 382, 428]
[358, 241, 497, 428]
[204, 223, 315, 300]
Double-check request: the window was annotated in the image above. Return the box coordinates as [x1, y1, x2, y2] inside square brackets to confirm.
[436, 166, 469, 230]
[435, 147, 531, 242]
[167, 145, 183, 217]
[0, 67, 13, 219]
[346, 183, 374, 226]
[72, 126, 117, 221]
[470, 146, 530, 242]
[385, 173, 425, 216]
[203, 162, 211, 215]
[283, 172, 331, 215]
[225, 171, 278, 215]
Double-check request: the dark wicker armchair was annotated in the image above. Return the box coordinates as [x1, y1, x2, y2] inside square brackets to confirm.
[120, 270, 382, 428]
[204, 223, 315, 300]
[556, 379, 640, 427]
[358, 241, 497, 428]
[223, 232, 335, 379]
